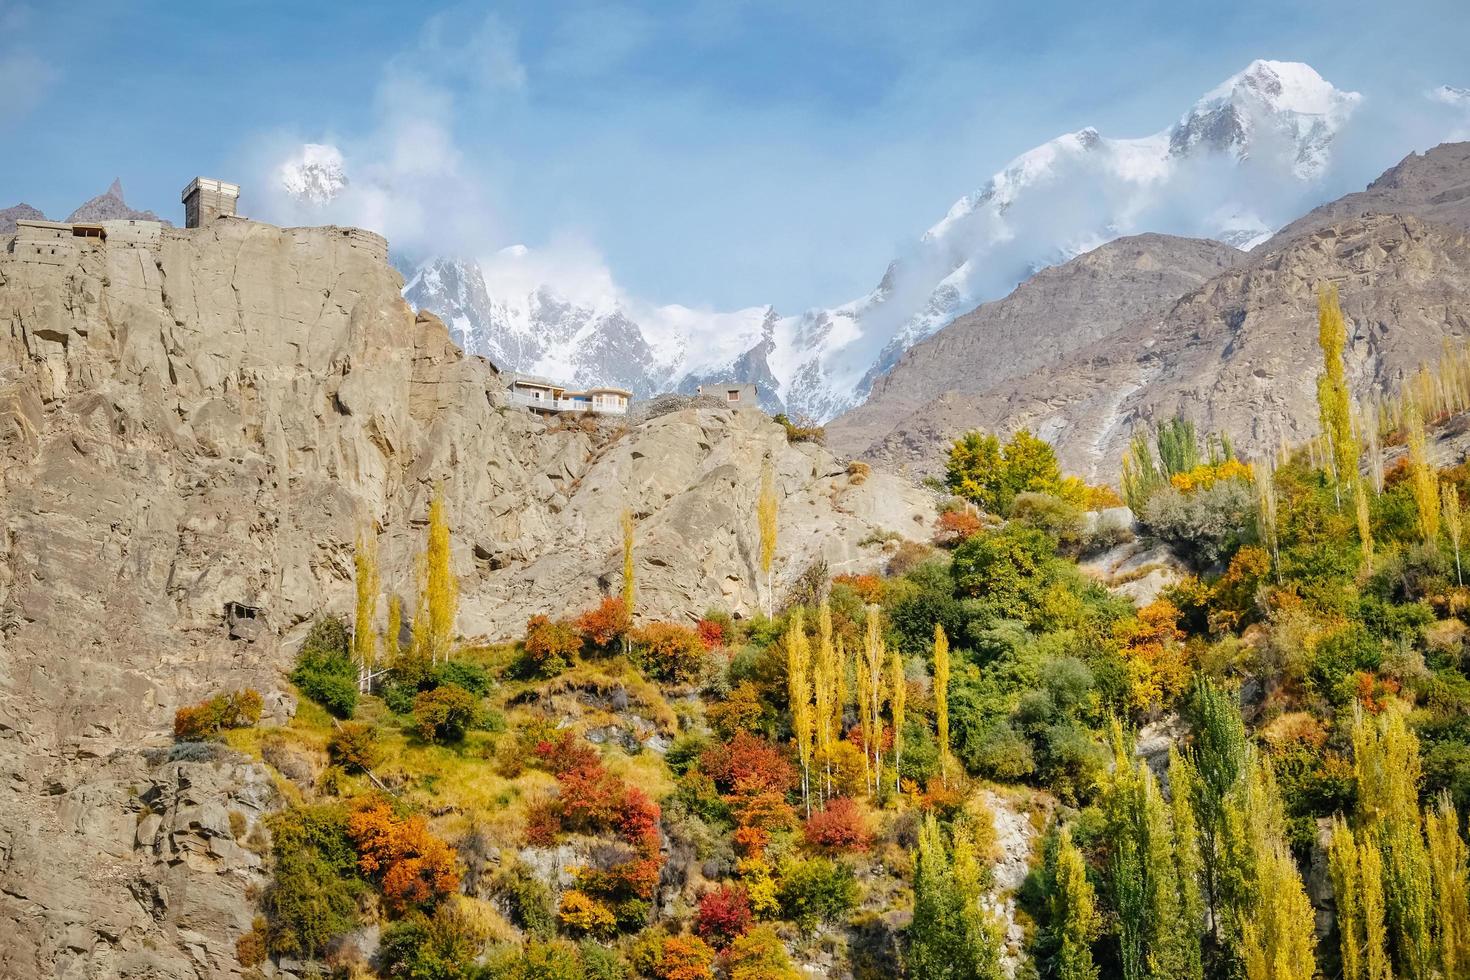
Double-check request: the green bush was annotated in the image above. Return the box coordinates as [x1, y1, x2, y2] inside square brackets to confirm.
[951, 523, 1059, 626]
[435, 659, 494, 697]
[290, 617, 359, 718]
[381, 681, 418, 716]
[376, 908, 478, 979]
[497, 861, 556, 940]
[774, 855, 859, 931]
[327, 721, 381, 773]
[482, 939, 590, 979]
[261, 804, 364, 959]
[412, 684, 478, 743]
[1010, 492, 1085, 553]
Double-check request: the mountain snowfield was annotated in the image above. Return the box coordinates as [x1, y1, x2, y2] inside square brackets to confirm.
[282, 60, 1361, 420]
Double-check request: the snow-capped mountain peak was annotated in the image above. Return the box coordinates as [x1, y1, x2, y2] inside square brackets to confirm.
[1170, 60, 1361, 178]
[278, 144, 349, 207]
[280, 59, 1364, 422]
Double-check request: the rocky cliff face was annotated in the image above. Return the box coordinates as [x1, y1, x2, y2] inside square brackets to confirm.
[1263, 141, 1470, 248]
[847, 214, 1470, 481]
[0, 217, 929, 977]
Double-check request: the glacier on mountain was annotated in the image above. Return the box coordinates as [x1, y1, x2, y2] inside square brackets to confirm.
[281, 60, 1361, 421]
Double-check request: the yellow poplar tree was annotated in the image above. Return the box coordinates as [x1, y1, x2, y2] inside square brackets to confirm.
[1427, 793, 1470, 980]
[353, 527, 380, 692]
[1359, 839, 1391, 980]
[425, 483, 459, 664]
[1239, 758, 1317, 980]
[621, 509, 636, 616]
[813, 600, 837, 800]
[1053, 824, 1101, 980]
[758, 460, 778, 618]
[385, 593, 403, 669]
[1444, 483, 1464, 586]
[1329, 819, 1366, 980]
[411, 554, 431, 663]
[933, 623, 952, 786]
[835, 636, 849, 749]
[785, 609, 814, 816]
[1356, 481, 1375, 569]
[890, 648, 906, 798]
[1316, 284, 1358, 503]
[861, 609, 887, 797]
[856, 646, 874, 794]
[1406, 401, 1440, 544]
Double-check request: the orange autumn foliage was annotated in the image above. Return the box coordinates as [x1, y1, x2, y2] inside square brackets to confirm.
[346, 798, 460, 911]
[933, 508, 984, 547]
[654, 935, 716, 980]
[575, 596, 631, 649]
[1114, 599, 1190, 714]
[832, 573, 885, 604]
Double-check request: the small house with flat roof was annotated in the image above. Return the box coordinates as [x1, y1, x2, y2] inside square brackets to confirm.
[508, 374, 631, 415]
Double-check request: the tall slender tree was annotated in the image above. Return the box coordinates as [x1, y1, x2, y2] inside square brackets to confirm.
[785, 609, 814, 816]
[1445, 483, 1464, 586]
[890, 648, 907, 798]
[933, 623, 952, 787]
[1406, 401, 1440, 544]
[1359, 838, 1391, 980]
[813, 599, 838, 800]
[353, 527, 380, 692]
[758, 460, 778, 617]
[1168, 749, 1206, 980]
[384, 593, 403, 671]
[1356, 480, 1375, 569]
[909, 815, 1004, 980]
[621, 508, 636, 621]
[856, 646, 874, 795]
[1317, 284, 1358, 505]
[425, 483, 458, 664]
[1329, 819, 1366, 980]
[861, 608, 887, 797]
[1427, 792, 1470, 980]
[1053, 825, 1101, 980]
[1254, 456, 1280, 576]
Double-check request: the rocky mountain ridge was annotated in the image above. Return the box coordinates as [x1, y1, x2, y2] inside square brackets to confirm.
[843, 212, 1470, 481]
[0, 215, 928, 977]
[374, 60, 1358, 420]
[831, 141, 1470, 480]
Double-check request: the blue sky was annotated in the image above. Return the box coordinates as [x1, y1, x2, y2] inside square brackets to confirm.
[2, 0, 1468, 311]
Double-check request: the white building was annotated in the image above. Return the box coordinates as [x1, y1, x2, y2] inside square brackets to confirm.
[508, 374, 631, 415]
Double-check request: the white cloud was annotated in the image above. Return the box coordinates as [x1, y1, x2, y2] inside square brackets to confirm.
[253, 11, 525, 257]
[1428, 85, 1470, 140]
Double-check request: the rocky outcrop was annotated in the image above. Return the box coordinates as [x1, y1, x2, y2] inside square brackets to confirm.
[64, 179, 168, 225]
[1263, 141, 1470, 249]
[845, 213, 1470, 481]
[0, 204, 45, 235]
[0, 216, 930, 976]
[828, 235, 1243, 464]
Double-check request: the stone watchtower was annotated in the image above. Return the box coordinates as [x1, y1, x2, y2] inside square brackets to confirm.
[181, 177, 240, 228]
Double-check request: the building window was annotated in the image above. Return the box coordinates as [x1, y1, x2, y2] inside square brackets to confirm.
[727, 390, 739, 401]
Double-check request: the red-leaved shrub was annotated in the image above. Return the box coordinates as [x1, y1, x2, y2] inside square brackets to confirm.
[803, 797, 873, 854]
[696, 617, 727, 650]
[695, 883, 752, 947]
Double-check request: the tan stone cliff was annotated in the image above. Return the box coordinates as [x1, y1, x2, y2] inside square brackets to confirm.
[0, 216, 929, 977]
